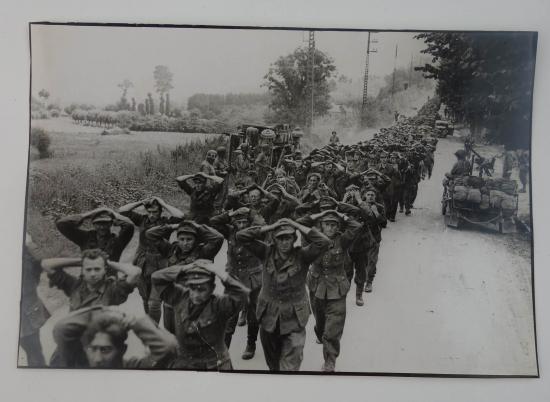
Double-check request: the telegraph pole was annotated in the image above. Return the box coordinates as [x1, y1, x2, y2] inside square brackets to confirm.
[408, 53, 413, 88]
[391, 43, 398, 99]
[361, 31, 377, 127]
[307, 31, 315, 133]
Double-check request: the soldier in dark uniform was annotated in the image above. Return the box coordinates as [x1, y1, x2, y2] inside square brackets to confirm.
[388, 152, 403, 221]
[377, 152, 401, 222]
[176, 172, 223, 224]
[401, 150, 422, 216]
[236, 218, 330, 371]
[264, 183, 301, 224]
[52, 306, 178, 368]
[19, 234, 50, 367]
[360, 187, 387, 293]
[118, 197, 184, 323]
[306, 210, 362, 372]
[56, 207, 135, 263]
[145, 220, 224, 333]
[225, 183, 279, 224]
[151, 259, 250, 370]
[210, 207, 264, 359]
[340, 187, 375, 306]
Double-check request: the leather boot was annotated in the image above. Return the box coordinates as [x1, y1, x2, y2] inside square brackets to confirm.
[242, 343, 256, 360]
[356, 287, 364, 306]
[322, 359, 336, 372]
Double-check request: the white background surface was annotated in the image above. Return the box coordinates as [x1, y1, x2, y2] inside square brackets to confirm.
[1, 0, 549, 401]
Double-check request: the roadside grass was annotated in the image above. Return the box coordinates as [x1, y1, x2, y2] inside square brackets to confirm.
[26, 132, 227, 259]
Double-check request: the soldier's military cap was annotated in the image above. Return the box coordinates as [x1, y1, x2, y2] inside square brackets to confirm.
[318, 210, 342, 224]
[182, 260, 215, 285]
[319, 196, 337, 209]
[92, 211, 114, 223]
[176, 222, 198, 236]
[273, 224, 296, 238]
[193, 173, 207, 182]
[364, 186, 378, 194]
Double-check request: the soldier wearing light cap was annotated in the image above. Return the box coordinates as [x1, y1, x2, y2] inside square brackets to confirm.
[151, 259, 250, 370]
[236, 218, 330, 371]
[306, 209, 362, 372]
[145, 220, 224, 332]
[210, 207, 265, 359]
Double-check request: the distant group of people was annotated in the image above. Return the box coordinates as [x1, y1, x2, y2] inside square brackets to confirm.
[21, 113, 441, 373]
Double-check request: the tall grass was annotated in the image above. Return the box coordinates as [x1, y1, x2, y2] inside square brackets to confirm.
[26, 135, 227, 257]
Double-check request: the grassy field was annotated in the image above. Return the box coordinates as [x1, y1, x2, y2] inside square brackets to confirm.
[28, 117, 225, 257]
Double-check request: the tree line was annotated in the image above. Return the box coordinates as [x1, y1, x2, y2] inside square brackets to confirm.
[415, 32, 537, 149]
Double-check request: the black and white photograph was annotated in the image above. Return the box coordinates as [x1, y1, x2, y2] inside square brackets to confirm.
[20, 22, 537, 376]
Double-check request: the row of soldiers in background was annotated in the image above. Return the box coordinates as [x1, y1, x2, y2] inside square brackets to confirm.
[20, 116, 438, 373]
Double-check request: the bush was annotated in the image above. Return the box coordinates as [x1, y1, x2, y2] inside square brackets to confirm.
[71, 109, 231, 133]
[30, 127, 52, 158]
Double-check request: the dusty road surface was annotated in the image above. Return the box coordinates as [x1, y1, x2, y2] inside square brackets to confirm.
[26, 137, 537, 375]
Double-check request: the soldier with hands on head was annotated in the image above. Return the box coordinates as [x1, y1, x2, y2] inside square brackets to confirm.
[306, 210, 362, 372]
[52, 306, 178, 369]
[151, 259, 250, 370]
[236, 218, 331, 371]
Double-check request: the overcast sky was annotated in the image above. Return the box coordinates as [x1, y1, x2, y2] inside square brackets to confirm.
[31, 24, 428, 107]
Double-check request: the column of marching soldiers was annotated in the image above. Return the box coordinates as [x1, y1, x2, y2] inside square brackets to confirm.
[21, 118, 437, 372]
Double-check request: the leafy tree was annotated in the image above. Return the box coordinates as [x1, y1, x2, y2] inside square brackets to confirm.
[159, 93, 165, 115]
[263, 47, 337, 126]
[147, 93, 155, 114]
[145, 98, 150, 115]
[131, 97, 136, 111]
[38, 89, 50, 101]
[138, 102, 145, 115]
[117, 79, 133, 98]
[415, 32, 536, 148]
[154, 65, 173, 114]
[165, 93, 171, 115]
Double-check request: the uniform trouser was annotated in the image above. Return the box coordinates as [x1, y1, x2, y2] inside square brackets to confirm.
[138, 276, 162, 323]
[214, 179, 229, 211]
[310, 295, 346, 364]
[163, 304, 175, 334]
[225, 287, 260, 347]
[383, 193, 396, 220]
[20, 331, 46, 367]
[350, 251, 367, 288]
[403, 183, 418, 212]
[388, 192, 399, 220]
[260, 324, 306, 371]
[396, 186, 405, 211]
[366, 242, 381, 285]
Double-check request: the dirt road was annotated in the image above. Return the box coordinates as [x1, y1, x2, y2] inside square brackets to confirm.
[27, 137, 537, 375]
